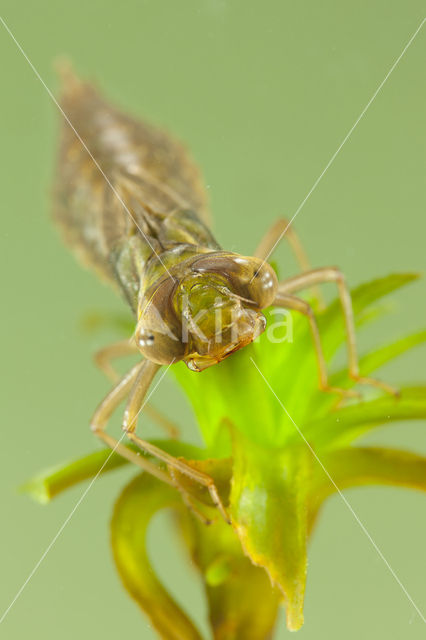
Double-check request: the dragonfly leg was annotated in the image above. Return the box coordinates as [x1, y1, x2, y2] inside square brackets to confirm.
[255, 218, 324, 307]
[168, 467, 215, 526]
[94, 339, 180, 438]
[123, 361, 230, 524]
[277, 267, 399, 396]
[90, 362, 174, 485]
[94, 338, 138, 382]
[273, 292, 360, 398]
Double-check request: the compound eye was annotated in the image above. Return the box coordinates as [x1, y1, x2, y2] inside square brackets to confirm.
[135, 276, 186, 365]
[136, 325, 186, 365]
[245, 261, 278, 308]
[192, 253, 277, 309]
[137, 331, 155, 348]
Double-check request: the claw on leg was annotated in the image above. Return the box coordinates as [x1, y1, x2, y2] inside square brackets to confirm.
[321, 384, 361, 399]
[350, 374, 400, 398]
[168, 467, 214, 526]
[126, 432, 231, 524]
[122, 361, 231, 524]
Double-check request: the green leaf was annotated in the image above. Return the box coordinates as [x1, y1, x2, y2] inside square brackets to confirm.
[112, 463, 281, 640]
[20, 449, 129, 503]
[111, 474, 203, 640]
[324, 272, 420, 321]
[21, 440, 209, 503]
[331, 329, 426, 387]
[265, 273, 421, 423]
[174, 345, 286, 452]
[229, 431, 311, 631]
[314, 446, 426, 497]
[307, 446, 426, 532]
[303, 387, 426, 449]
[28, 270, 426, 636]
[319, 272, 420, 361]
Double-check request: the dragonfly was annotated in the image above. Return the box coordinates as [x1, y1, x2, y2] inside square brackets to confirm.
[53, 68, 397, 520]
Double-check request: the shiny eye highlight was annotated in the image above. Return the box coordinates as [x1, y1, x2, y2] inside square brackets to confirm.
[244, 260, 278, 308]
[138, 333, 155, 347]
[136, 324, 186, 364]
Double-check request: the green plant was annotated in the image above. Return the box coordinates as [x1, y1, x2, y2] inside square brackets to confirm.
[23, 272, 426, 638]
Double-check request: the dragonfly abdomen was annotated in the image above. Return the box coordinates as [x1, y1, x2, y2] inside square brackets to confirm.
[53, 69, 211, 308]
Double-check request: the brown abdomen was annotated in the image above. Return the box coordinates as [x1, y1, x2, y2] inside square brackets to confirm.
[52, 68, 209, 290]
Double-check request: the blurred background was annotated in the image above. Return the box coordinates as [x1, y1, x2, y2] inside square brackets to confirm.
[0, 1, 425, 638]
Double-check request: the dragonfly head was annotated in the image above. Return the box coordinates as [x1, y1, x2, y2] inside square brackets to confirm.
[178, 253, 278, 371]
[135, 252, 277, 370]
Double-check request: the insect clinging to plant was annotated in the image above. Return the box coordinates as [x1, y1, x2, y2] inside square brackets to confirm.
[53, 67, 398, 520]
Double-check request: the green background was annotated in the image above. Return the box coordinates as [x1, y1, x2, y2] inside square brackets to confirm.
[1, 1, 425, 638]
